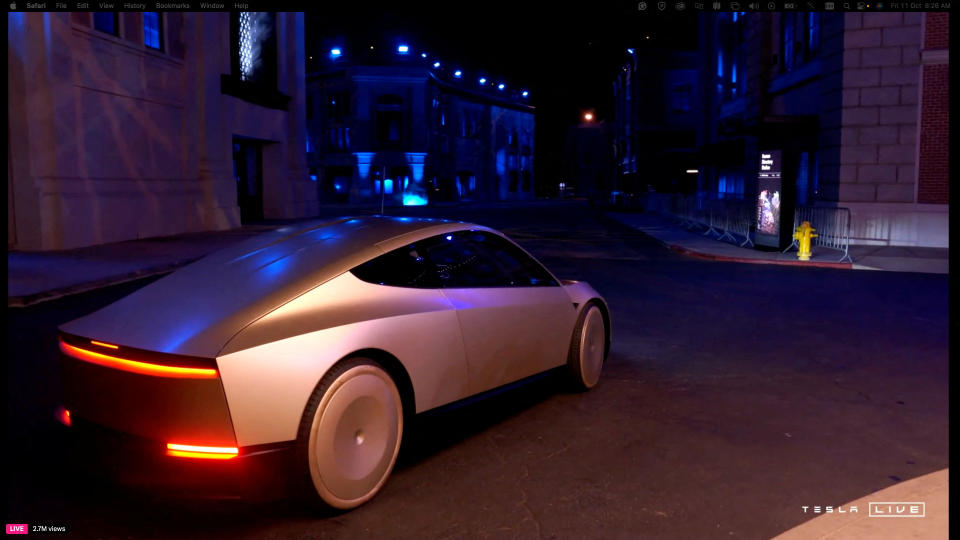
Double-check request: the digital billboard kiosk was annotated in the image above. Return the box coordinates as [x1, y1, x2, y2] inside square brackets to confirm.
[756, 150, 784, 249]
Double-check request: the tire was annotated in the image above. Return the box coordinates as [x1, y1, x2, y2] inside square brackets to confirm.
[296, 357, 404, 510]
[566, 303, 607, 391]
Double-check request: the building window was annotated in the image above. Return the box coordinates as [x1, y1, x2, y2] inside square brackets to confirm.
[232, 12, 277, 86]
[781, 12, 821, 73]
[459, 113, 478, 138]
[376, 95, 406, 149]
[717, 171, 745, 200]
[93, 12, 118, 35]
[717, 12, 746, 102]
[671, 85, 692, 113]
[143, 12, 163, 50]
[326, 92, 350, 151]
[795, 151, 819, 206]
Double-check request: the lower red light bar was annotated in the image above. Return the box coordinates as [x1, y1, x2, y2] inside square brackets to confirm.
[55, 406, 71, 427]
[166, 443, 239, 460]
[59, 339, 218, 379]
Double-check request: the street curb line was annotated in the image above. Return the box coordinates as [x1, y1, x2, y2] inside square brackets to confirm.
[7, 259, 199, 308]
[669, 245, 854, 269]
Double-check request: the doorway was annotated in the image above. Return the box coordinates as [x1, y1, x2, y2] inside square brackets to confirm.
[233, 138, 263, 223]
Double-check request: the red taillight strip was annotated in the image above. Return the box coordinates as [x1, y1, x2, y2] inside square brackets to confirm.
[59, 339, 218, 379]
[55, 406, 71, 427]
[166, 443, 239, 460]
[90, 340, 119, 349]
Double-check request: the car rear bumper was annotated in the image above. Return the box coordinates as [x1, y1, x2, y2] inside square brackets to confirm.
[59, 332, 237, 447]
[57, 332, 295, 497]
[63, 416, 295, 499]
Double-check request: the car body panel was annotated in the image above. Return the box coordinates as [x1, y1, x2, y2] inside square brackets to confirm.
[59, 217, 465, 359]
[442, 286, 578, 395]
[216, 271, 468, 447]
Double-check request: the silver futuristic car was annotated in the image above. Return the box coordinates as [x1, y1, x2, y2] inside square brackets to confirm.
[58, 216, 610, 509]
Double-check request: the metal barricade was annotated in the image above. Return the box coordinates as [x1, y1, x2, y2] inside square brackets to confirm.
[725, 203, 754, 247]
[660, 196, 754, 249]
[783, 206, 853, 262]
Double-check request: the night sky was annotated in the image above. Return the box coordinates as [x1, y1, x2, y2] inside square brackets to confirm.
[306, 4, 699, 188]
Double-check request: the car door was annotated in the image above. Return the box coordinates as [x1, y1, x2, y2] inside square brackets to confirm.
[423, 230, 577, 395]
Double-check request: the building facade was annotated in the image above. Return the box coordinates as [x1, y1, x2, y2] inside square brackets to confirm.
[306, 47, 534, 206]
[695, 11, 948, 247]
[612, 49, 699, 196]
[8, 12, 316, 251]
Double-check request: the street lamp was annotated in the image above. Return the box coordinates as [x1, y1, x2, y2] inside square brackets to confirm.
[584, 112, 594, 122]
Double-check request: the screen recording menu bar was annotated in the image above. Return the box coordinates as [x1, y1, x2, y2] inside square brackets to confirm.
[8, 1, 953, 9]
[8, 1, 250, 9]
[636, 1, 950, 9]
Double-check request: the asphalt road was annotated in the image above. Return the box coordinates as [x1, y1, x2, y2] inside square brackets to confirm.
[6, 202, 949, 539]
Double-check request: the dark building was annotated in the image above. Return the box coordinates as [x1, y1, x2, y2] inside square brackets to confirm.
[565, 120, 614, 200]
[612, 48, 699, 197]
[694, 12, 948, 248]
[306, 38, 535, 206]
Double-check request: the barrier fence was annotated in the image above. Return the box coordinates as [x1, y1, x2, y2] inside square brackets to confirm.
[664, 195, 754, 248]
[782, 206, 853, 263]
[609, 193, 853, 262]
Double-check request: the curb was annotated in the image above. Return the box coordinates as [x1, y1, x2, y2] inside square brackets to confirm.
[7, 259, 199, 308]
[668, 245, 854, 269]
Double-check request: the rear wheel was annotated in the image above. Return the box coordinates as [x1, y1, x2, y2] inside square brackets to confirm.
[296, 358, 403, 510]
[566, 303, 607, 390]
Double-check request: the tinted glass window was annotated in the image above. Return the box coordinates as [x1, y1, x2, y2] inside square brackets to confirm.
[463, 232, 559, 287]
[93, 13, 118, 35]
[351, 242, 440, 288]
[424, 234, 512, 288]
[351, 231, 558, 289]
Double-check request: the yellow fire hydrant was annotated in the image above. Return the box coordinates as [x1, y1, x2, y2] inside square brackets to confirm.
[794, 220, 818, 261]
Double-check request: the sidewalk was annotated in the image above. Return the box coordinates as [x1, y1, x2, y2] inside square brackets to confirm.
[7, 224, 285, 307]
[771, 468, 948, 540]
[607, 211, 949, 274]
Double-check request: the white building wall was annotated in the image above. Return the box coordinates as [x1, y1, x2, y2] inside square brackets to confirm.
[7, 11, 315, 251]
[837, 12, 947, 247]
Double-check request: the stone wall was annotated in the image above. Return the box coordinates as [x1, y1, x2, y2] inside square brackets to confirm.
[838, 12, 922, 204]
[7, 12, 314, 251]
[835, 12, 947, 247]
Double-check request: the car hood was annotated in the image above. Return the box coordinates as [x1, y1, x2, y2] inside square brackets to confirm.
[59, 216, 454, 358]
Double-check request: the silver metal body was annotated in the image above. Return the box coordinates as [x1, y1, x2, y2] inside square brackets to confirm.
[60, 216, 608, 449]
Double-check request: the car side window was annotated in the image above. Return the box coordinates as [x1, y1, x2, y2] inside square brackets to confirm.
[350, 242, 441, 288]
[422, 233, 514, 288]
[463, 232, 559, 287]
[351, 231, 558, 289]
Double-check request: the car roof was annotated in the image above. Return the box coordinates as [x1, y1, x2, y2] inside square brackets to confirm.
[59, 216, 494, 358]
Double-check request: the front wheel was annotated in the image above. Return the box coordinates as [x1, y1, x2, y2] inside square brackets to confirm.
[566, 303, 607, 391]
[296, 358, 403, 510]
